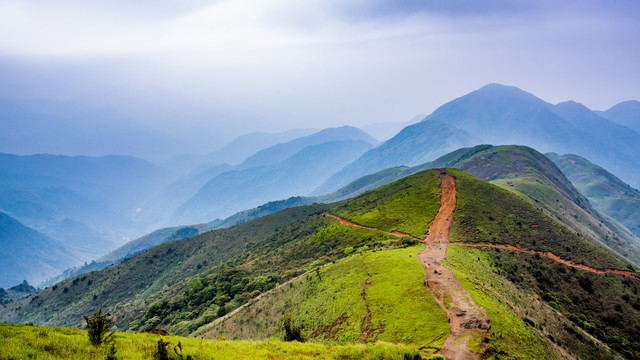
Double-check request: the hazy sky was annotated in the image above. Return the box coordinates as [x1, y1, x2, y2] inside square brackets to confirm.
[1, 0, 639, 154]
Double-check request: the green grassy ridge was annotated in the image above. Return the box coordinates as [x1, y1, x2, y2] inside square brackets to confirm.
[446, 245, 621, 360]
[0, 323, 422, 360]
[203, 245, 449, 351]
[448, 168, 628, 270]
[0, 203, 333, 328]
[331, 169, 442, 238]
[548, 153, 640, 238]
[313, 144, 640, 265]
[116, 216, 409, 336]
[439, 145, 640, 266]
[450, 145, 588, 208]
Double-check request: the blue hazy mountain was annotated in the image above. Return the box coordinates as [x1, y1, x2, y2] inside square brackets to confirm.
[600, 100, 640, 133]
[173, 139, 375, 224]
[238, 126, 378, 169]
[0, 153, 173, 259]
[162, 128, 316, 174]
[313, 120, 479, 194]
[0, 212, 78, 288]
[422, 83, 640, 188]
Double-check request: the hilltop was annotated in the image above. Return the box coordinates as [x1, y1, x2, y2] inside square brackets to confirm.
[4, 166, 640, 358]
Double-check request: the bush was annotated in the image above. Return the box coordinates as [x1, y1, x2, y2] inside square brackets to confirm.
[84, 309, 113, 347]
[155, 339, 191, 360]
[282, 314, 306, 342]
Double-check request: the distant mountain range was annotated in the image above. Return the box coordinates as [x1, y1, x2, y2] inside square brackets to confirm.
[173, 137, 375, 223]
[4, 83, 640, 292]
[0, 212, 77, 288]
[162, 128, 316, 174]
[600, 100, 640, 133]
[0, 153, 175, 286]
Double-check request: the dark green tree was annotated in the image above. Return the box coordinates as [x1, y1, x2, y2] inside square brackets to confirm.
[84, 309, 113, 346]
[282, 314, 306, 342]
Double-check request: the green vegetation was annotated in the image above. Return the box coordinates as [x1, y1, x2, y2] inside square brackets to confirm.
[448, 168, 628, 270]
[446, 245, 625, 359]
[0, 203, 333, 328]
[205, 245, 449, 352]
[469, 245, 640, 359]
[332, 169, 442, 238]
[283, 314, 306, 342]
[84, 308, 113, 346]
[0, 323, 422, 359]
[123, 215, 405, 336]
[548, 153, 640, 238]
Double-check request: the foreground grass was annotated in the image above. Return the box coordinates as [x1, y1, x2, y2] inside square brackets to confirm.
[0, 322, 423, 360]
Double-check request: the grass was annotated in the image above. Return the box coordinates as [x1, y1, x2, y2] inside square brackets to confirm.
[473, 245, 640, 359]
[0, 323, 422, 360]
[448, 168, 628, 270]
[445, 245, 569, 360]
[332, 169, 442, 238]
[204, 245, 449, 352]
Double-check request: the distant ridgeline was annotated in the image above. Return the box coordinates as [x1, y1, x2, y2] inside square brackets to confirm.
[0, 280, 36, 305]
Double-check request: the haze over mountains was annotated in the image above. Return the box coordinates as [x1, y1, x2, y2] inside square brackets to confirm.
[2, 83, 640, 294]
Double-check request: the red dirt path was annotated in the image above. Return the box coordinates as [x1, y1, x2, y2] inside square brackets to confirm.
[459, 242, 640, 282]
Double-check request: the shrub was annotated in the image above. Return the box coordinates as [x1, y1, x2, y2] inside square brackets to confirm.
[155, 339, 191, 360]
[282, 314, 306, 342]
[106, 341, 117, 360]
[84, 309, 113, 346]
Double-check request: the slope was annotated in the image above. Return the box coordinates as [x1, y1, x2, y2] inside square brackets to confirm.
[0, 212, 78, 288]
[548, 153, 640, 238]
[0, 203, 333, 328]
[173, 139, 374, 223]
[314, 144, 640, 265]
[212, 169, 637, 359]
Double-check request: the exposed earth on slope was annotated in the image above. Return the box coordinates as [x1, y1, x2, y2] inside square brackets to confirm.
[460, 243, 640, 282]
[417, 171, 490, 359]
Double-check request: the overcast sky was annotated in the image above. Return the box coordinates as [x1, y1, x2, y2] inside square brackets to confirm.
[1, 0, 639, 154]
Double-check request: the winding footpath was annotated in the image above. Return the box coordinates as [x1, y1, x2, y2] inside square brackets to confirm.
[417, 172, 490, 359]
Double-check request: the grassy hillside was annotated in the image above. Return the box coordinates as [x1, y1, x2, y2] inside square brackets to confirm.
[331, 169, 441, 238]
[445, 245, 621, 360]
[449, 168, 628, 270]
[203, 245, 449, 350]
[0, 203, 332, 328]
[548, 153, 640, 238]
[312, 145, 640, 265]
[0, 323, 422, 360]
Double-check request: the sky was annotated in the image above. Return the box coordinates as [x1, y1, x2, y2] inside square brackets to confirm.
[1, 0, 639, 157]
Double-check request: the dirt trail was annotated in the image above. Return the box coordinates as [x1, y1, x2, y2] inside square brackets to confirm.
[460, 242, 640, 282]
[418, 172, 490, 360]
